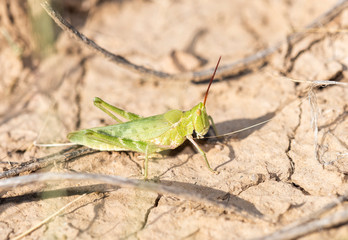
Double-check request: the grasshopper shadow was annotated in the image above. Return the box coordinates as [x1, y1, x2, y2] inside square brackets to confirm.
[160, 180, 263, 218]
[200, 111, 274, 170]
[0, 184, 115, 214]
[0, 181, 263, 218]
[214, 111, 275, 140]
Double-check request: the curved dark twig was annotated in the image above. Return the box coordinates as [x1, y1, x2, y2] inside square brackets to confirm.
[41, 0, 348, 82]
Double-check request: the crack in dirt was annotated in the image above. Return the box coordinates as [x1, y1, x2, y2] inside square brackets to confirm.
[73, 57, 89, 130]
[139, 194, 162, 231]
[170, 28, 208, 72]
[283, 36, 294, 66]
[291, 182, 311, 195]
[5, 0, 14, 24]
[0, 220, 13, 240]
[317, 105, 348, 167]
[2, 1, 347, 239]
[237, 174, 266, 195]
[124, 152, 142, 172]
[158, 157, 191, 178]
[74, 193, 108, 238]
[129, 194, 162, 240]
[240, 14, 264, 49]
[184, 29, 208, 67]
[286, 137, 296, 181]
[327, 66, 345, 82]
[284, 36, 326, 74]
[318, 105, 348, 131]
[0, 91, 33, 127]
[276, 201, 306, 223]
[182, 228, 200, 238]
[286, 101, 303, 180]
[265, 165, 282, 182]
[284, 100, 313, 195]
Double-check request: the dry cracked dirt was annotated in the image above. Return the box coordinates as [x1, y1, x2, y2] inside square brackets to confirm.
[0, 0, 347, 239]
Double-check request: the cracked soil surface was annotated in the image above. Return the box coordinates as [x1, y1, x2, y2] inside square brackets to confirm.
[0, 0, 347, 239]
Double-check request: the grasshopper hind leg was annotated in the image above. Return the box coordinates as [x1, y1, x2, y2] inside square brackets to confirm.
[94, 97, 142, 123]
[70, 129, 156, 178]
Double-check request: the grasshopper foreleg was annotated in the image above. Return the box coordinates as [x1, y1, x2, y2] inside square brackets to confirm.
[186, 135, 218, 174]
[94, 97, 142, 123]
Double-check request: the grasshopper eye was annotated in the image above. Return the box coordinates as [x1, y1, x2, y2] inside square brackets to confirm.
[196, 109, 201, 116]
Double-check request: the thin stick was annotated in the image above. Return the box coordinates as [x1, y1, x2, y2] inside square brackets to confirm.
[40, 1, 174, 80]
[250, 189, 348, 240]
[294, 27, 348, 34]
[40, 0, 348, 82]
[270, 71, 348, 86]
[0, 172, 262, 220]
[0, 146, 99, 179]
[13, 193, 87, 240]
[252, 197, 348, 240]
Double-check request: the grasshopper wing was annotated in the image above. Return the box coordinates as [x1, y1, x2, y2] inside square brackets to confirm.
[96, 109, 183, 140]
[68, 109, 183, 147]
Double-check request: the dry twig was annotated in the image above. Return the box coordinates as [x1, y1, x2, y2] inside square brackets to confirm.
[269, 71, 348, 163]
[0, 172, 261, 220]
[12, 193, 87, 240]
[0, 146, 98, 179]
[40, 0, 348, 82]
[252, 193, 348, 240]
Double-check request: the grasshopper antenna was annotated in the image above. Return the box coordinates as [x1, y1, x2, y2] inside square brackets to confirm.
[203, 118, 272, 139]
[193, 119, 272, 140]
[203, 56, 221, 106]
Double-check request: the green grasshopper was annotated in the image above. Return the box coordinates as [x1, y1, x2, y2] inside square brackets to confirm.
[67, 57, 221, 178]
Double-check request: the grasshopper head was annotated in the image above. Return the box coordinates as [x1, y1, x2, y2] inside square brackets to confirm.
[193, 102, 210, 139]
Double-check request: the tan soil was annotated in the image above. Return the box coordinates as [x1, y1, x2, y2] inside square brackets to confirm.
[0, 0, 347, 239]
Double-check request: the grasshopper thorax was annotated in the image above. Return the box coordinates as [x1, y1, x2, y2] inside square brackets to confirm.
[191, 102, 210, 139]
